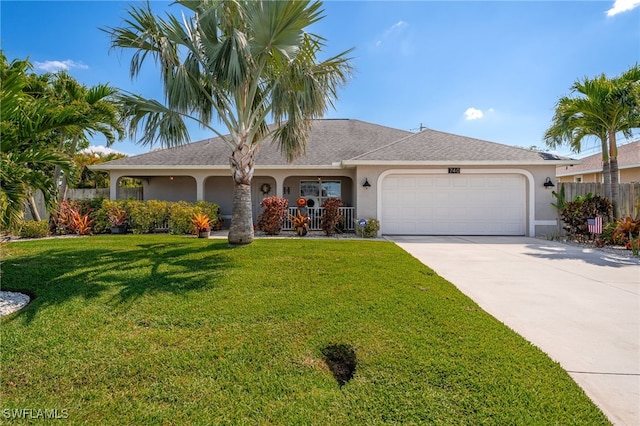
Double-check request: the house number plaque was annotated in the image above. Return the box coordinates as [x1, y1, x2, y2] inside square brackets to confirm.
[448, 168, 461, 174]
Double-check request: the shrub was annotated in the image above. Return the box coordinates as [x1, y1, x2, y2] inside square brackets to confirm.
[107, 206, 127, 227]
[168, 201, 198, 235]
[612, 217, 640, 244]
[70, 210, 94, 235]
[290, 209, 310, 236]
[94, 200, 124, 234]
[18, 220, 50, 238]
[321, 198, 343, 236]
[76, 198, 102, 216]
[599, 221, 623, 246]
[79, 199, 221, 235]
[257, 197, 288, 235]
[125, 201, 155, 234]
[357, 218, 380, 238]
[560, 194, 611, 238]
[195, 201, 220, 229]
[51, 200, 74, 234]
[191, 213, 212, 233]
[51, 200, 95, 235]
[146, 200, 170, 230]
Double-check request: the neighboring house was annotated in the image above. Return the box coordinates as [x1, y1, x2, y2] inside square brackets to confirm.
[556, 140, 640, 184]
[92, 119, 576, 237]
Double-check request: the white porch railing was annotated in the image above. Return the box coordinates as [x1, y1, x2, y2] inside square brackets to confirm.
[283, 207, 355, 231]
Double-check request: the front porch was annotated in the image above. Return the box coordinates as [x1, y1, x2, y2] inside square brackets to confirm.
[283, 206, 356, 231]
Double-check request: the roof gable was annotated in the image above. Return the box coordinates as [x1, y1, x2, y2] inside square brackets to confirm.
[348, 128, 570, 163]
[556, 140, 640, 176]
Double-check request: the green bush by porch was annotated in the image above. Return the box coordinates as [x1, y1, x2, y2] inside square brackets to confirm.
[93, 200, 219, 235]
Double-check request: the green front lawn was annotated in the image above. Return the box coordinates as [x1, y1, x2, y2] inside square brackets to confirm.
[1, 236, 609, 425]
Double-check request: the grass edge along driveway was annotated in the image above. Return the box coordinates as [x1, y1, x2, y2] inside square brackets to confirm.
[1, 235, 610, 425]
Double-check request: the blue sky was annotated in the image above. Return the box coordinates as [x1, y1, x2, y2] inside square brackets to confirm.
[2, 0, 639, 158]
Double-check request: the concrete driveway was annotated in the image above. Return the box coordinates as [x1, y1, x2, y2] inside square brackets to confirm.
[387, 236, 639, 426]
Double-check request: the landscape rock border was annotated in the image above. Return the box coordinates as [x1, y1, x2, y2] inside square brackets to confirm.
[0, 291, 30, 317]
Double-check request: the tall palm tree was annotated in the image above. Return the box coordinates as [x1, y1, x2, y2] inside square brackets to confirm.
[0, 53, 124, 228]
[544, 64, 640, 217]
[45, 72, 124, 200]
[0, 54, 72, 228]
[105, 0, 353, 244]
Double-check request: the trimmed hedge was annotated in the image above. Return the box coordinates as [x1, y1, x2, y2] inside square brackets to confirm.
[18, 220, 50, 238]
[91, 199, 219, 235]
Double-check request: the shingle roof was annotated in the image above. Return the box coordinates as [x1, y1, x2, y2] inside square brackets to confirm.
[347, 128, 569, 163]
[556, 140, 640, 176]
[98, 119, 412, 168]
[97, 118, 572, 169]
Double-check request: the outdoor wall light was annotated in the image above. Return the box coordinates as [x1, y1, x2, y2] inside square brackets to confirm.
[543, 177, 555, 188]
[362, 178, 371, 189]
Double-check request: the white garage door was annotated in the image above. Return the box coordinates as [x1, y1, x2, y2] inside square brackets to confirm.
[381, 174, 526, 235]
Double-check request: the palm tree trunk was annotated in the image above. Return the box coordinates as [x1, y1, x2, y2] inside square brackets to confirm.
[57, 136, 79, 202]
[602, 160, 612, 206]
[228, 143, 255, 245]
[609, 158, 620, 218]
[608, 131, 620, 218]
[27, 192, 41, 222]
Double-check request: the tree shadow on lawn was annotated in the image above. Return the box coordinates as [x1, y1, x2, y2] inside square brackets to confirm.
[2, 240, 233, 323]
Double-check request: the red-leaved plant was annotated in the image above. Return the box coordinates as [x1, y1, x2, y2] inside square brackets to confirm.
[52, 200, 94, 235]
[191, 212, 212, 233]
[70, 210, 94, 235]
[320, 197, 343, 236]
[257, 197, 288, 235]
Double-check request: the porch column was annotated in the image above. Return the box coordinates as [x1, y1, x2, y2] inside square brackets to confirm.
[109, 172, 120, 200]
[195, 176, 205, 201]
[276, 176, 286, 197]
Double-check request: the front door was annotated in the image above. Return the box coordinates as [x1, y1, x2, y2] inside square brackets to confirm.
[251, 177, 276, 223]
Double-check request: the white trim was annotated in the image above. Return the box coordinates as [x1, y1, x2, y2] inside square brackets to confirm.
[534, 220, 558, 226]
[345, 160, 577, 167]
[376, 169, 536, 236]
[90, 164, 345, 171]
[89, 165, 230, 171]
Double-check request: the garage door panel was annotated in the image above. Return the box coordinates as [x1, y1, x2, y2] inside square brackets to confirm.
[382, 174, 525, 236]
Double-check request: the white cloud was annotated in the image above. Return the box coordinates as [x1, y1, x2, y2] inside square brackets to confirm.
[33, 60, 89, 72]
[464, 107, 484, 120]
[375, 20, 408, 47]
[81, 145, 126, 156]
[606, 0, 640, 16]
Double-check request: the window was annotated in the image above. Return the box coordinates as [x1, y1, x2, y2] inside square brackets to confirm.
[574, 176, 582, 183]
[300, 180, 341, 206]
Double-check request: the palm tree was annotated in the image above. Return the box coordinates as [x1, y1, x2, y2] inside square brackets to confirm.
[0, 53, 124, 228]
[46, 71, 124, 200]
[545, 64, 640, 217]
[72, 151, 127, 189]
[105, 0, 353, 244]
[0, 54, 73, 228]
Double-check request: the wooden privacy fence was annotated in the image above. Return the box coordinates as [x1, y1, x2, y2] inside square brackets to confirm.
[67, 187, 143, 200]
[559, 183, 639, 218]
[25, 188, 143, 221]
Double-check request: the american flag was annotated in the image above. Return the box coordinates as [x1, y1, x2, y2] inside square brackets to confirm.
[587, 217, 603, 234]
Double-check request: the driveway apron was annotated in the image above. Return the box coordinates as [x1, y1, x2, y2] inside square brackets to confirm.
[387, 236, 640, 426]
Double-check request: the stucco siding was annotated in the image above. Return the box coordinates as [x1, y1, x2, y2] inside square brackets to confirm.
[144, 176, 197, 203]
